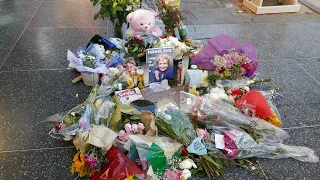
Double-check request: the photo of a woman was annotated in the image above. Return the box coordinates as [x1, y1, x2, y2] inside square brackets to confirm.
[153, 54, 174, 82]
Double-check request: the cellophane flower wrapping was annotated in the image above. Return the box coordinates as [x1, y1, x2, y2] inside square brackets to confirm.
[127, 135, 182, 178]
[158, 108, 196, 144]
[180, 87, 289, 144]
[206, 122, 319, 162]
[67, 43, 123, 74]
[91, 145, 145, 180]
[192, 34, 258, 78]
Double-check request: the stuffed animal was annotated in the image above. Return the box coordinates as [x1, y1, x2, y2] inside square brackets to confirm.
[125, 9, 162, 37]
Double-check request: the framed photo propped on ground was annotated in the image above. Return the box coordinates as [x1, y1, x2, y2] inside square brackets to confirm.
[146, 47, 175, 84]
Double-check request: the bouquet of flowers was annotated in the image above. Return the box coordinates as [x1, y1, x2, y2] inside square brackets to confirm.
[192, 34, 258, 82]
[206, 122, 319, 163]
[212, 49, 256, 79]
[127, 34, 159, 60]
[151, 0, 196, 36]
[154, 36, 189, 60]
[70, 147, 109, 177]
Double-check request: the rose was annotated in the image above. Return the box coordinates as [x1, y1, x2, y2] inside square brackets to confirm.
[124, 123, 132, 133]
[196, 128, 209, 142]
[84, 155, 95, 165]
[131, 124, 138, 133]
[118, 130, 127, 142]
[138, 123, 145, 134]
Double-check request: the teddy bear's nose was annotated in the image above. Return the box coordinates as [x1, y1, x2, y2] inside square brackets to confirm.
[145, 26, 148, 29]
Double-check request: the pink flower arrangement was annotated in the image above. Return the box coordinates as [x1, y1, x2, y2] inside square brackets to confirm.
[222, 129, 239, 159]
[163, 169, 183, 180]
[212, 49, 255, 79]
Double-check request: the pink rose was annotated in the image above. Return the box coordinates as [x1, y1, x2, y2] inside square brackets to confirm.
[84, 155, 95, 165]
[60, 124, 66, 130]
[124, 123, 132, 133]
[138, 123, 145, 134]
[197, 128, 209, 142]
[79, 118, 88, 128]
[131, 124, 138, 133]
[118, 130, 127, 142]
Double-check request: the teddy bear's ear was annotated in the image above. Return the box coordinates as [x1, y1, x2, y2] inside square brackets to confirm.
[126, 12, 135, 23]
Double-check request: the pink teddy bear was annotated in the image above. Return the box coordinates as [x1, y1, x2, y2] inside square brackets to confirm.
[125, 9, 162, 38]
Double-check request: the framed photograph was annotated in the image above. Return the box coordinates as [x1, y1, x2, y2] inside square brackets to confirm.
[146, 47, 174, 84]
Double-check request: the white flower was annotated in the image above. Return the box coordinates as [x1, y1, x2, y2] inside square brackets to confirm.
[180, 169, 192, 180]
[179, 158, 197, 170]
[125, 6, 132, 11]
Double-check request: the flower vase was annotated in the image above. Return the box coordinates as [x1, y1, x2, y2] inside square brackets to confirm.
[178, 26, 187, 40]
[114, 23, 123, 38]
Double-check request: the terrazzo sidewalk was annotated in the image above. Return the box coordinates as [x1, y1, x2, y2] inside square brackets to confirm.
[0, 0, 319, 179]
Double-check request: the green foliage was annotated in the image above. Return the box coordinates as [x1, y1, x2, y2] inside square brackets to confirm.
[90, 0, 138, 25]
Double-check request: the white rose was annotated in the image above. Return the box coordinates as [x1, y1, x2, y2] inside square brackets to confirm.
[180, 169, 192, 180]
[179, 158, 197, 170]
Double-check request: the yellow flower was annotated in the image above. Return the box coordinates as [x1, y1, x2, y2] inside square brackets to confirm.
[134, 0, 140, 3]
[124, 176, 134, 180]
[70, 151, 88, 177]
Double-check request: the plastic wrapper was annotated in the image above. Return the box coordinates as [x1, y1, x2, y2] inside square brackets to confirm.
[216, 79, 255, 90]
[127, 135, 182, 177]
[181, 88, 288, 143]
[192, 34, 258, 76]
[104, 51, 124, 68]
[91, 145, 145, 180]
[94, 100, 116, 126]
[67, 50, 109, 74]
[109, 38, 126, 50]
[235, 89, 272, 117]
[113, 71, 135, 89]
[73, 125, 117, 153]
[206, 122, 319, 162]
[235, 89, 282, 127]
[49, 86, 99, 140]
[158, 108, 196, 144]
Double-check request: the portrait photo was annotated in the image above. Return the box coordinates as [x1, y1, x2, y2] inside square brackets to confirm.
[146, 47, 174, 83]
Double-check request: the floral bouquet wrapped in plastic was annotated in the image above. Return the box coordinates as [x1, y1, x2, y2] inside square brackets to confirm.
[205, 122, 319, 163]
[181, 88, 288, 144]
[192, 34, 258, 79]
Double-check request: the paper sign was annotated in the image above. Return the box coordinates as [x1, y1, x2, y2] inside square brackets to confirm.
[186, 98, 191, 105]
[187, 137, 207, 155]
[215, 134, 225, 149]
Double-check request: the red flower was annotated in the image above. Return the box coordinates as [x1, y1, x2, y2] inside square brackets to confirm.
[161, 35, 168, 39]
[139, 40, 144, 45]
[218, 67, 225, 74]
[180, 146, 188, 156]
[231, 89, 243, 96]
[54, 124, 60, 131]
